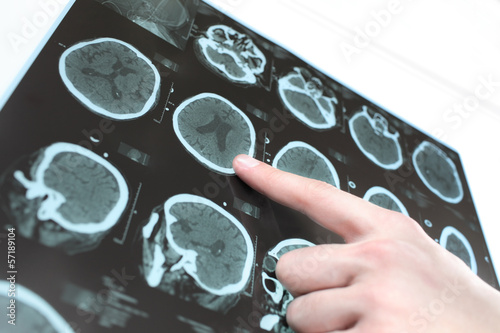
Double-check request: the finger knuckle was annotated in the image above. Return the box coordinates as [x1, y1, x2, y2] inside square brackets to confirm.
[359, 239, 401, 266]
[355, 282, 391, 312]
[276, 254, 305, 291]
[276, 252, 294, 279]
[285, 298, 305, 329]
[286, 298, 301, 318]
[383, 210, 425, 234]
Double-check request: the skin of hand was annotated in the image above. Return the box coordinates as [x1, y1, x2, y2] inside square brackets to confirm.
[232, 154, 500, 333]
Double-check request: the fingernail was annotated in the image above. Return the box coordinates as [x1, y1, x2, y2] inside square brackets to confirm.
[233, 154, 260, 170]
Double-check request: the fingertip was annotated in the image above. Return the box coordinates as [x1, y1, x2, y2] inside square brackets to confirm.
[233, 154, 260, 174]
[275, 250, 292, 281]
[284, 298, 302, 330]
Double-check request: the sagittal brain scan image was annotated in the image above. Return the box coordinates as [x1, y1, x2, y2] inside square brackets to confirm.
[193, 24, 267, 86]
[0, 281, 74, 333]
[440, 226, 477, 274]
[272, 141, 340, 188]
[0, 142, 129, 254]
[141, 194, 254, 312]
[96, 0, 194, 48]
[260, 239, 315, 332]
[277, 67, 338, 130]
[363, 186, 409, 216]
[173, 93, 256, 174]
[349, 107, 403, 170]
[59, 37, 160, 120]
[413, 141, 464, 204]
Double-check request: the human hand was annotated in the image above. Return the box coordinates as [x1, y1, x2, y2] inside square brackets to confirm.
[233, 155, 500, 333]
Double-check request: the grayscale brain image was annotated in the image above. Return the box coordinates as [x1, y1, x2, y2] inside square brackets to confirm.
[0, 281, 74, 333]
[259, 239, 315, 332]
[277, 67, 338, 130]
[59, 37, 160, 120]
[440, 226, 477, 274]
[363, 186, 409, 216]
[193, 24, 267, 86]
[0, 1, 497, 331]
[413, 141, 464, 204]
[349, 107, 403, 170]
[140, 194, 254, 312]
[272, 141, 340, 188]
[0, 142, 129, 254]
[96, 0, 195, 48]
[173, 93, 256, 174]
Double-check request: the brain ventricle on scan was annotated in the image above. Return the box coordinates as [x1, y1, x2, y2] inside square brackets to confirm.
[0, 142, 129, 254]
[140, 194, 254, 312]
[173, 93, 256, 175]
[59, 37, 161, 120]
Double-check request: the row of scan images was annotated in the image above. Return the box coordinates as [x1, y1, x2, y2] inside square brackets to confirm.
[1, 139, 466, 256]
[59, 32, 337, 128]
[58, 31, 464, 204]
[0, 141, 477, 299]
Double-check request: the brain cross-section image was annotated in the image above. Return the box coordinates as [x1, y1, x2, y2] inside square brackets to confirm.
[277, 67, 338, 130]
[59, 37, 160, 120]
[349, 107, 403, 170]
[440, 226, 477, 274]
[412, 141, 464, 204]
[363, 186, 409, 216]
[0, 281, 74, 333]
[260, 239, 315, 332]
[173, 93, 256, 174]
[0, 142, 129, 254]
[141, 194, 254, 312]
[272, 141, 340, 188]
[194, 24, 267, 86]
[96, 0, 191, 48]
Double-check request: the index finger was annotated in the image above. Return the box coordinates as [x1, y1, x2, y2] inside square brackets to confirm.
[233, 154, 389, 242]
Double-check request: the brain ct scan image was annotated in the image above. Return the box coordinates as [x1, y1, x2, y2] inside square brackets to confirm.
[0, 281, 74, 333]
[141, 194, 254, 312]
[260, 239, 315, 332]
[59, 37, 160, 120]
[0, 142, 129, 254]
[193, 24, 267, 86]
[349, 107, 403, 170]
[363, 186, 409, 216]
[440, 226, 477, 274]
[413, 141, 464, 204]
[173, 93, 256, 174]
[272, 141, 340, 188]
[96, 0, 193, 48]
[277, 67, 338, 130]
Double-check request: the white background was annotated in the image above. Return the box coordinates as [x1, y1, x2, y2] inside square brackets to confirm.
[1, 0, 498, 281]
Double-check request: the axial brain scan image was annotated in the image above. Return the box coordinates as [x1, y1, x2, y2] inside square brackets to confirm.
[173, 93, 256, 174]
[277, 67, 338, 130]
[272, 141, 340, 188]
[0, 142, 129, 254]
[363, 186, 409, 216]
[59, 37, 160, 120]
[141, 194, 254, 312]
[413, 141, 464, 204]
[260, 239, 315, 332]
[0, 281, 74, 333]
[193, 24, 267, 86]
[349, 107, 403, 170]
[440, 226, 477, 274]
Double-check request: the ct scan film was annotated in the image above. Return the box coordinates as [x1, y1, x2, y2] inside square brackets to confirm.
[0, 0, 498, 332]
